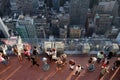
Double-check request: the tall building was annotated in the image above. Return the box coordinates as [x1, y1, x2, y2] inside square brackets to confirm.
[34, 15, 48, 38]
[69, 0, 90, 27]
[10, 0, 40, 14]
[52, 0, 60, 11]
[94, 0, 119, 35]
[96, 1, 119, 16]
[0, 18, 10, 38]
[45, 0, 53, 7]
[94, 14, 113, 35]
[16, 15, 37, 41]
[0, 0, 10, 16]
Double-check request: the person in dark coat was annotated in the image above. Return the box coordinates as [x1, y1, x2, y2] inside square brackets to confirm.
[33, 46, 39, 56]
[107, 51, 113, 59]
[112, 57, 120, 71]
[30, 56, 39, 67]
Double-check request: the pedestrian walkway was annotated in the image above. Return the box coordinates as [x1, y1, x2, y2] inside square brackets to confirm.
[0, 55, 118, 80]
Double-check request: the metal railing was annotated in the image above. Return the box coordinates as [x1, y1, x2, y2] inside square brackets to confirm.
[1, 38, 120, 54]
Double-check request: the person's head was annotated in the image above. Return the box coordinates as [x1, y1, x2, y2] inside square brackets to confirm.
[90, 57, 93, 60]
[77, 64, 80, 67]
[52, 48, 55, 51]
[34, 46, 37, 49]
[24, 49, 27, 51]
[100, 51, 104, 54]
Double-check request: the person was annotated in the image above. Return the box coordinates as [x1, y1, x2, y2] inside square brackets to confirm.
[69, 59, 75, 70]
[30, 56, 39, 67]
[107, 51, 113, 59]
[60, 54, 67, 66]
[98, 66, 109, 80]
[87, 57, 97, 71]
[73, 64, 83, 75]
[24, 49, 31, 61]
[17, 46, 23, 62]
[97, 51, 105, 63]
[1, 45, 9, 60]
[111, 57, 120, 71]
[13, 45, 18, 55]
[56, 58, 63, 70]
[101, 58, 109, 68]
[13, 45, 22, 62]
[88, 57, 97, 64]
[47, 49, 53, 61]
[51, 48, 57, 61]
[0, 52, 8, 65]
[32, 46, 39, 61]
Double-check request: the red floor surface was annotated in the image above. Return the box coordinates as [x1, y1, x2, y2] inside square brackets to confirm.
[0, 54, 119, 80]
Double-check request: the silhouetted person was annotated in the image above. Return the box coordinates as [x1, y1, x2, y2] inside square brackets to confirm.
[107, 52, 113, 59]
[31, 56, 39, 67]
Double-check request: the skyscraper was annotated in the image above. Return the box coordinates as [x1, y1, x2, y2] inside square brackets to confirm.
[0, 17, 10, 38]
[69, 0, 90, 27]
[16, 15, 37, 42]
[52, 0, 60, 11]
[10, 0, 40, 14]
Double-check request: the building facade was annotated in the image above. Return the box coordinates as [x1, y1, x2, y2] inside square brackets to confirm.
[16, 15, 37, 41]
[52, 0, 60, 11]
[0, 18, 10, 38]
[69, 25, 81, 38]
[94, 0, 119, 35]
[10, 0, 40, 14]
[69, 0, 90, 27]
[34, 15, 48, 38]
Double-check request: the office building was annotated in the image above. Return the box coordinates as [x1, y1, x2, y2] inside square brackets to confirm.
[16, 15, 37, 41]
[69, 0, 90, 27]
[10, 0, 40, 14]
[52, 0, 60, 11]
[0, 17, 10, 38]
[34, 15, 48, 38]
[69, 25, 81, 38]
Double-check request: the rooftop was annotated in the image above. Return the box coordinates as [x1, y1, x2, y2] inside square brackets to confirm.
[0, 55, 119, 80]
